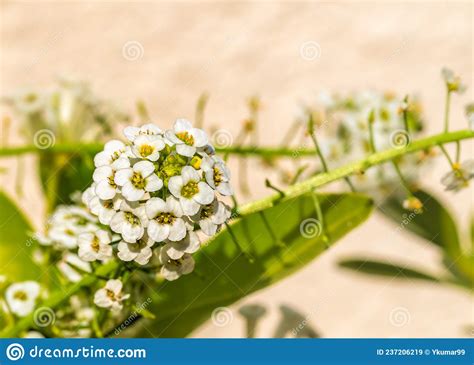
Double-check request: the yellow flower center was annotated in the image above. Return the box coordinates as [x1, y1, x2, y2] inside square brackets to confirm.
[125, 212, 140, 226]
[131, 172, 146, 189]
[213, 167, 223, 186]
[156, 212, 176, 225]
[91, 236, 100, 252]
[176, 131, 194, 146]
[139, 144, 154, 158]
[181, 180, 198, 198]
[13, 290, 28, 301]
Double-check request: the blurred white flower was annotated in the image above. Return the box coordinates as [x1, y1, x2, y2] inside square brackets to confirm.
[441, 160, 474, 192]
[94, 279, 129, 312]
[5, 281, 41, 317]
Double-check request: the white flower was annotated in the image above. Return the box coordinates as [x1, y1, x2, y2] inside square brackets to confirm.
[165, 119, 208, 157]
[441, 160, 474, 192]
[441, 67, 466, 93]
[115, 160, 163, 201]
[57, 253, 92, 282]
[94, 140, 129, 168]
[194, 199, 231, 236]
[145, 197, 187, 242]
[93, 279, 130, 312]
[158, 249, 195, 281]
[78, 230, 113, 262]
[124, 123, 162, 142]
[23, 331, 45, 338]
[46, 206, 98, 249]
[131, 134, 166, 161]
[168, 166, 214, 215]
[117, 234, 155, 265]
[84, 187, 123, 225]
[5, 281, 40, 317]
[201, 155, 233, 196]
[110, 201, 148, 243]
[161, 230, 201, 260]
[92, 164, 127, 200]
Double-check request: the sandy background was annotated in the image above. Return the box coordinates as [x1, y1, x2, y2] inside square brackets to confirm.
[1, 1, 473, 337]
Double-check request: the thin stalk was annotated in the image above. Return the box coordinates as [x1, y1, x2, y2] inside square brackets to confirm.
[444, 90, 451, 132]
[391, 161, 413, 196]
[439, 144, 455, 168]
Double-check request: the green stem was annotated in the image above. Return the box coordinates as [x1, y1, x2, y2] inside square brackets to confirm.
[237, 129, 473, 216]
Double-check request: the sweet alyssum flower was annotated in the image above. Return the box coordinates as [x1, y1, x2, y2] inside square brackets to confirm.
[158, 248, 195, 281]
[5, 281, 41, 317]
[83, 119, 233, 281]
[78, 229, 113, 262]
[115, 160, 163, 201]
[442, 67, 466, 93]
[38, 205, 99, 249]
[441, 160, 474, 192]
[165, 118, 208, 157]
[110, 200, 148, 243]
[94, 279, 129, 312]
[117, 234, 155, 265]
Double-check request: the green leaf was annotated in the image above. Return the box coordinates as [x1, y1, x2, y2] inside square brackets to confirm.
[379, 189, 460, 257]
[133, 192, 373, 337]
[39, 152, 94, 209]
[0, 191, 40, 281]
[338, 259, 440, 282]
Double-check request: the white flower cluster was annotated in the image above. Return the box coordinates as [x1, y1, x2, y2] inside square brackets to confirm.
[307, 91, 431, 198]
[34, 205, 101, 282]
[82, 119, 232, 281]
